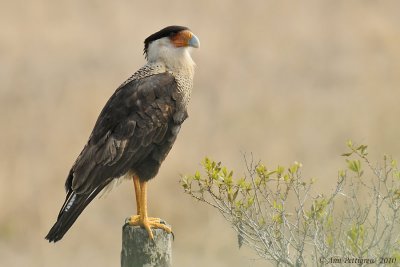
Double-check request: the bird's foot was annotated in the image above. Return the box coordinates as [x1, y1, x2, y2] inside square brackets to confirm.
[128, 215, 172, 240]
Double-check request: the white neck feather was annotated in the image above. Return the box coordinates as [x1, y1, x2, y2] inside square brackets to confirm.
[146, 37, 196, 79]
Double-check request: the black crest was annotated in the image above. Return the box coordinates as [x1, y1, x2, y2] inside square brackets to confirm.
[143, 25, 189, 58]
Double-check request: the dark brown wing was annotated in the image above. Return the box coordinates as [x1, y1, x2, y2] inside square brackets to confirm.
[46, 72, 180, 242]
[69, 72, 179, 193]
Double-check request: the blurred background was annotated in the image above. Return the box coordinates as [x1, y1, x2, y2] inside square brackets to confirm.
[1, 1, 400, 266]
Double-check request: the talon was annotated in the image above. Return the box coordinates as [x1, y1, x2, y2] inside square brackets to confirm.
[130, 180, 172, 239]
[128, 215, 172, 239]
[129, 216, 161, 224]
[128, 215, 140, 224]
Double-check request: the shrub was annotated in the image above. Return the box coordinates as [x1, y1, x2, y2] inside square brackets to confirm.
[180, 142, 400, 266]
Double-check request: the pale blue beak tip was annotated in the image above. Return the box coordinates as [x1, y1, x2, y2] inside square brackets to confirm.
[189, 34, 200, 48]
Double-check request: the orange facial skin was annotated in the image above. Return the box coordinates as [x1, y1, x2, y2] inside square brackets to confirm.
[171, 30, 193, 47]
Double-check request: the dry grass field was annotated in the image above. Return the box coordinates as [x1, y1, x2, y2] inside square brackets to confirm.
[1, 1, 400, 266]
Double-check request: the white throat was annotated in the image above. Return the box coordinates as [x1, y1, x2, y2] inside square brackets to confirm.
[146, 37, 195, 79]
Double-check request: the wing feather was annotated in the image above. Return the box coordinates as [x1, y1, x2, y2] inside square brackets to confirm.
[46, 71, 182, 242]
[68, 72, 177, 194]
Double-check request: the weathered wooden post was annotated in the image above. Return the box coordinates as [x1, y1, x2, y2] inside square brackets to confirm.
[121, 219, 172, 267]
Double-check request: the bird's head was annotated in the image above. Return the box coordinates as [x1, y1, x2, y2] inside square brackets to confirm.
[144, 26, 200, 70]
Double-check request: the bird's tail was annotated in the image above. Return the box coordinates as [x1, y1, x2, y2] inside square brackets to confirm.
[45, 188, 102, 242]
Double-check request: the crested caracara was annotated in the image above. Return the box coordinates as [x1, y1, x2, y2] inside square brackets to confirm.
[46, 25, 200, 242]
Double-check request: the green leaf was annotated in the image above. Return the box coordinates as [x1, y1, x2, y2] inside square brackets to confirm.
[326, 233, 334, 248]
[346, 159, 361, 174]
[228, 189, 233, 203]
[180, 177, 188, 189]
[357, 145, 368, 156]
[272, 213, 283, 224]
[391, 159, 398, 167]
[289, 165, 298, 174]
[347, 224, 365, 253]
[235, 200, 243, 209]
[256, 164, 266, 176]
[347, 140, 353, 148]
[326, 215, 333, 228]
[237, 177, 246, 189]
[232, 189, 239, 202]
[283, 174, 290, 182]
[247, 197, 254, 207]
[276, 166, 285, 176]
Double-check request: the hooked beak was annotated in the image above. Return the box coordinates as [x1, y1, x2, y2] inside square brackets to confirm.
[188, 34, 200, 48]
[172, 30, 200, 48]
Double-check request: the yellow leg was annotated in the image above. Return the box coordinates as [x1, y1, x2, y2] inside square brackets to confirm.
[133, 175, 141, 215]
[128, 180, 172, 239]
